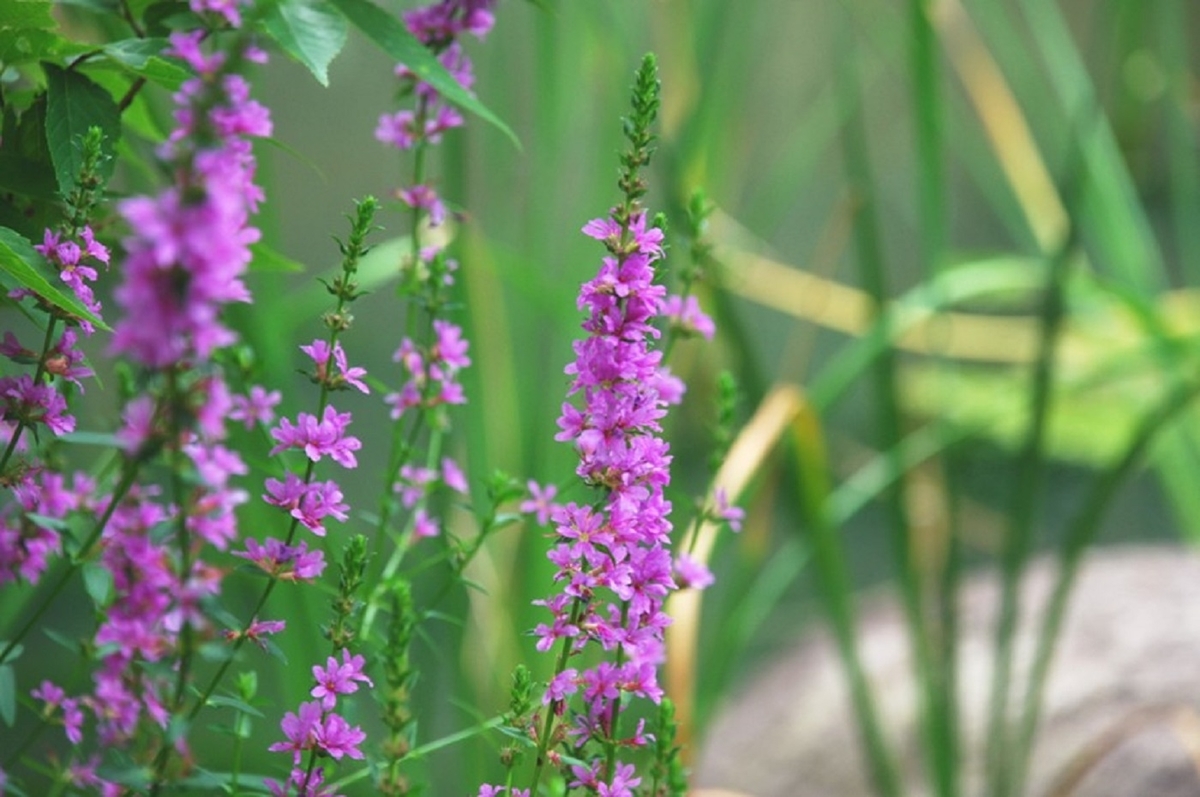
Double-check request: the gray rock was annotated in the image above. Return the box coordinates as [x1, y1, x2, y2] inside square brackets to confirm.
[694, 546, 1200, 797]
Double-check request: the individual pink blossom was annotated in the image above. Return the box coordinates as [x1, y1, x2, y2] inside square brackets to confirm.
[441, 457, 468, 493]
[673, 552, 714, 591]
[224, 618, 286, 649]
[412, 508, 439, 539]
[314, 713, 366, 760]
[264, 473, 349, 535]
[268, 700, 323, 765]
[662, 294, 715, 340]
[301, 340, 369, 394]
[714, 487, 744, 532]
[233, 537, 326, 582]
[230, 385, 281, 429]
[398, 184, 447, 226]
[520, 481, 558, 525]
[0, 375, 74, 436]
[310, 649, 374, 710]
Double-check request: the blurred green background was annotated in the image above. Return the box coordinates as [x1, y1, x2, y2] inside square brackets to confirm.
[10, 0, 1200, 793]
[225, 0, 1200, 790]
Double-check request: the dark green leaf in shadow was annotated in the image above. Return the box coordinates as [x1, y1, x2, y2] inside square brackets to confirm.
[44, 63, 120, 196]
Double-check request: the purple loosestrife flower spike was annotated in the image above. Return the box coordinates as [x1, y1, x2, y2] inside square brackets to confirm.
[530, 53, 673, 795]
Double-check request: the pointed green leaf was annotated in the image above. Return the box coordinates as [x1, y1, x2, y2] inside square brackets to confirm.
[250, 241, 306, 272]
[44, 63, 120, 197]
[327, 0, 519, 148]
[0, 226, 108, 329]
[82, 561, 114, 606]
[102, 38, 190, 90]
[0, 665, 14, 727]
[262, 0, 347, 87]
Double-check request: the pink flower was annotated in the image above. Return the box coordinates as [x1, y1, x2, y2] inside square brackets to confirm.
[662, 294, 715, 340]
[714, 487, 744, 532]
[310, 649, 374, 710]
[412, 508, 439, 539]
[301, 340, 369, 394]
[314, 713, 366, 760]
[441, 457, 468, 494]
[673, 553, 714, 590]
[230, 385, 281, 429]
[519, 481, 558, 525]
[233, 537, 325, 581]
[268, 701, 323, 765]
[269, 406, 362, 468]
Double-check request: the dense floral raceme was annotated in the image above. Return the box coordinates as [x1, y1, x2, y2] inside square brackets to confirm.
[21, 3, 276, 784]
[111, 30, 270, 368]
[517, 207, 676, 796]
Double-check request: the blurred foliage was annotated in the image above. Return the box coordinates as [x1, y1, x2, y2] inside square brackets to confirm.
[5, 0, 1200, 794]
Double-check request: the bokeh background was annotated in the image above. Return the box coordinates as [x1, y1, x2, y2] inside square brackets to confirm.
[9, 0, 1200, 793]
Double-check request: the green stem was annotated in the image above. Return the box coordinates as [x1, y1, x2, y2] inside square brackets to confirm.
[906, 0, 958, 793]
[528, 597, 586, 796]
[837, 18, 933, 797]
[1008, 373, 1200, 797]
[984, 227, 1076, 797]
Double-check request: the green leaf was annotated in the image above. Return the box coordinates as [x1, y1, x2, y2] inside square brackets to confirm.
[44, 63, 120, 197]
[0, 28, 80, 67]
[60, 430, 120, 446]
[0, 151, 58, 199]
[0, 642, 24, 664]
[0, 0, 56, 29]
[56, 0, 120, 11]
[82, 561, 114, 606]
[261, 0, 347, 87]
[206, 695, 265, 717]
[101, 38, 191, 90]
[327, 0, 519, 148]
[0, 665, 13, 727]
[0, 226, 108, 328]
[249, 241, 306, 272]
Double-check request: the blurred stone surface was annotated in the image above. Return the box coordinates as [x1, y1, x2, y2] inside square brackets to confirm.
[694, 545, 1200, 797]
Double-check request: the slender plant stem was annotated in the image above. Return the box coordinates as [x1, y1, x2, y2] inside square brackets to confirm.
[528, 597, 586, 796]
[837, 18, 941, 797]
[906, 1, 959, 793]
[984, 229, 1075, 797]
[790, 397, 904, 797]
[1008, 373, 1200, 797]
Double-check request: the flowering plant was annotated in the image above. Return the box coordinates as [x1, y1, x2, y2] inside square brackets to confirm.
[0, 1, 743, 795]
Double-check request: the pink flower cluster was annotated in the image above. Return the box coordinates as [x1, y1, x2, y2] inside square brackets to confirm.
[267, 650, 372, 796]
[241, 339, 369, 587]
[375, 0, 497, 158]
[110, 30, 270, 368]
[529, 209, 678, 791]
[32, 0, 270, 768]
[33, 226, 109, 328]
[1, 227, 107, 584]
[384, 320, 472, 416]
